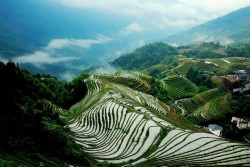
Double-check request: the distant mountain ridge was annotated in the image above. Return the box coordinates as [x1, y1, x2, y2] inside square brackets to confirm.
[164, 6, 250, 45]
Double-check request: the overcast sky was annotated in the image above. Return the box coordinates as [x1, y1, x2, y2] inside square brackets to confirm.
[57, 0, 250, 31]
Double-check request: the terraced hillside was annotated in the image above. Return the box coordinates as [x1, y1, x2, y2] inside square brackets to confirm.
[92, 71, 151, 93]
[64, 72, 250, 166]
[179, 88, 232, 124]
[108, 42, 250, 80]
[164, 76, 198, 100]
[145, 56, 250, 79]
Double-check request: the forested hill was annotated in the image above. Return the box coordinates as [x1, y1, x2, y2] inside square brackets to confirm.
[111, 42, 250, 72]
[112, 42, 177, 70]
[0, 61, 89, 166]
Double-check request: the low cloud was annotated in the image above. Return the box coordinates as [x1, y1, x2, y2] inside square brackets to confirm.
[121, 22, 144, 35]
[60, 71, 77, 81]
[193, 35, 234, 45]
[10, 34, 113, 80]
[15, 51, 79, 64]
[46, 34, 112, 50]
[129, 40, 146, 49]
[14, 34, 112, 65]
[91, 64, 120, 75]
[220, 38, 234, 46]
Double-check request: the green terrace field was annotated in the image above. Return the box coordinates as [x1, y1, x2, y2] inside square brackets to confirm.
[62, 71, 250, 166]
[92, 71, 152, 93]
[164, 76, 198, 100]
[147, 57, 250, 79]
[176, 57, 249, 75]
[181, 88, 232, 123]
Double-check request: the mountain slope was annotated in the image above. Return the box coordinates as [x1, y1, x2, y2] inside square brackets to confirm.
[109, 42, 250, 80]
[0, 61, 90, 166]
[165, 6, 250, 45]
[111, 42, 178, 71]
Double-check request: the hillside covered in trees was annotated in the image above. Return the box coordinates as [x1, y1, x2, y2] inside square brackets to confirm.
[112, 42, 178, 70]
[0, 61, 90, 166]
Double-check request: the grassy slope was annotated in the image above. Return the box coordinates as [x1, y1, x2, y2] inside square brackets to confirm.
[135, 44, 250, 79]
[164, 77, 198, 100]
[154, 56, 250, 80]
[181, 88, 232, 124]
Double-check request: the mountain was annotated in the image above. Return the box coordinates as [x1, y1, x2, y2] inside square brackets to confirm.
[164, 6, 250, 45]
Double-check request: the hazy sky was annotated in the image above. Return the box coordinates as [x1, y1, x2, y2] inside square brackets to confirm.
[57, 0, 250, 31]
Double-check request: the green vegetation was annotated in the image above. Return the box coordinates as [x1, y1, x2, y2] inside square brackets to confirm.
[230, 94, 250, 118]
[181, 88, 231, 123]
[65, 70, 250, 166]
[148, 78, 169, 102]
[0, 61, 89, 166]
[186, 68, 215, 89]
[226, 44, 250, 58]
[109, 42, 250, 82]
[112, 42, 178, 71]
[181, 43, 250, 59]
[180, 88, 250, 142]
[182, 43, 226, 59]
[164, 77, 198, 100]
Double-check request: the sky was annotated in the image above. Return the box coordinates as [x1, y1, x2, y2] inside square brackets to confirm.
[57, 0, 250, 31]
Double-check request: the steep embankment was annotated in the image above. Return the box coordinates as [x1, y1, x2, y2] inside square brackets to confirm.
[64, 71, 250, 166]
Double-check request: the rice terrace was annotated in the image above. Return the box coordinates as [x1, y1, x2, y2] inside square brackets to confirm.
[64, 71, 250, 166]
